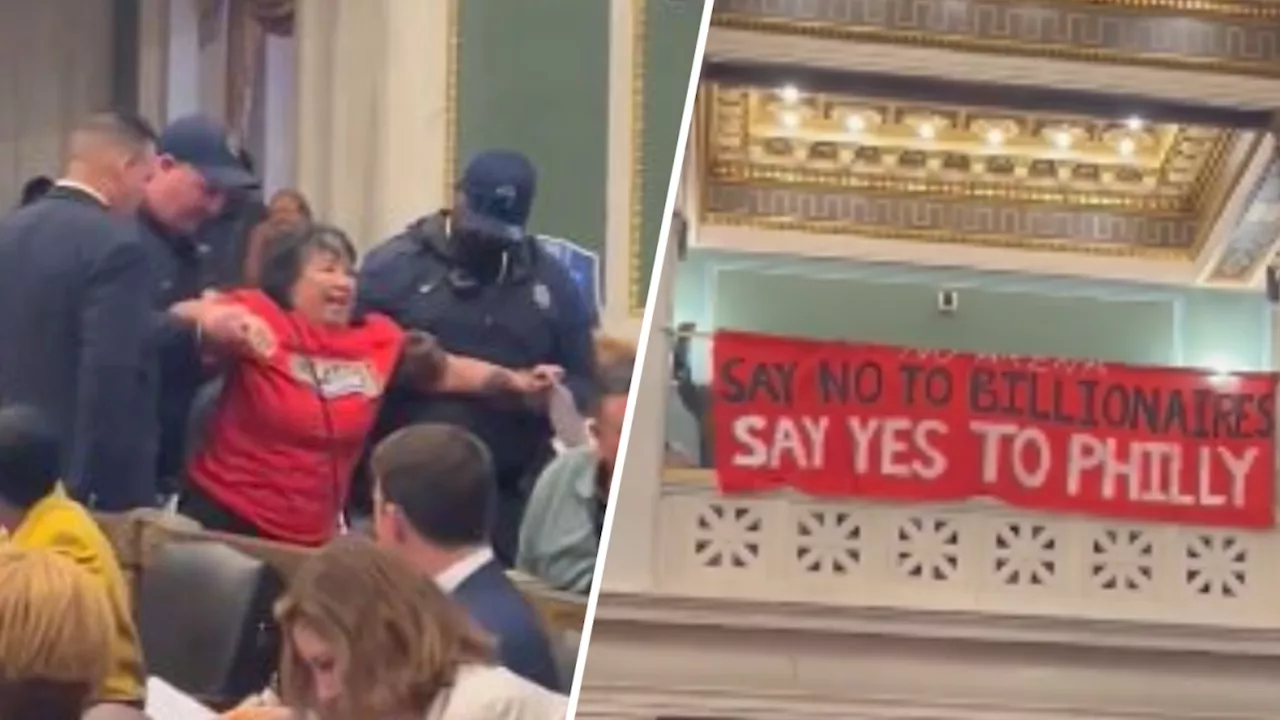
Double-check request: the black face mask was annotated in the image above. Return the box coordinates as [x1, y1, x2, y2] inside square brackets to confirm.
[455, 224, 509, 257]
[448, 213, 520, 281]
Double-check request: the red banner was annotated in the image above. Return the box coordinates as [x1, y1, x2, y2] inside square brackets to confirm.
[712, 331, 1277, 529]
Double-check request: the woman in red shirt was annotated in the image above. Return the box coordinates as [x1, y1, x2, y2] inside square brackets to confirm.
[177, 224, 539, 546]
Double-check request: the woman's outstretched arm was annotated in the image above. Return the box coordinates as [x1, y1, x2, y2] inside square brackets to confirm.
[396, 331, 529, 395]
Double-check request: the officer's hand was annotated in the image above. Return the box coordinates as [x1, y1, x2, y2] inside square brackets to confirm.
[201, 304, 276, 357]
[529, 364, 566, 386]
[509, 369, 549, 394]
[508, 369, 558, 413]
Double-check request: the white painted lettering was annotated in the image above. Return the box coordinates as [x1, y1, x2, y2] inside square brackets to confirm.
[968, 421, 1018, 485]
[1066, 433, 1104, 497]
[1010, 427, 1050, 489]
[1217, 446, 1257, 508]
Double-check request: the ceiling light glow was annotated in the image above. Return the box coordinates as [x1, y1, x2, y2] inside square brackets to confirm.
[846, 115, 866, 132]
[779, 85, 800, 104]
[779, 110, 801, 129]
[986, 129, 1005, 146]
[918, 123, 936, 140]
[1125, 116, 1144, 131]
[1118, 137, 1136, 156]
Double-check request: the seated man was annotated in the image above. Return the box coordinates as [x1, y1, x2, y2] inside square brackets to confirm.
[370, 423, 562, 691]
[0, 405, 145, 709]
[518, 345, 633, 594]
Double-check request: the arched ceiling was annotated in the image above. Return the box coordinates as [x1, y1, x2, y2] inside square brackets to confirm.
[684, 0, 1280, 289]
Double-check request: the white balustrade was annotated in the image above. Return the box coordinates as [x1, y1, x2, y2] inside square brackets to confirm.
[654, 470, 1280, 628]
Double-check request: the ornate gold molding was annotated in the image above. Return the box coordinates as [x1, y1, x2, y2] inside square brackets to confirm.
[712, 1, 1280, 78]
[443, 0, 459, 200]
[1015, 0, 1280, 21]
[702, 82, 1234, 214]
[628, 0, 647, 317]
[1208, 156, 1280, 281]
[697, 132, 1258, 266]
[702, 205, 1196, 260]
[691, 72, 1274, 263]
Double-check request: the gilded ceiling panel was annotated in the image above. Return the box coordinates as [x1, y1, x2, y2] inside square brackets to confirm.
[706, 84, 1232, 214]
[701, 82, 1247, 256]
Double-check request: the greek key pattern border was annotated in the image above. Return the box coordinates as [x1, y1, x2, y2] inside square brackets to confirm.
[714, 0, 1280, 75]
[704, 182, 1201, 254]
[1208, 159, 1280, 281]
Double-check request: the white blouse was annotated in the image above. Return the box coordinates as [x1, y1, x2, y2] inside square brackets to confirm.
[426, 664, 568, 720]
[239, 663, 568, 720]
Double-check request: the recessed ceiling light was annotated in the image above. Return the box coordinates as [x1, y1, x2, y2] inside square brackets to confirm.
[1118, 137, 1136, 156]
[1052, 131, 1073, 149]
[845, 115, 866, 132]
[779, 110, 801, 129]
[1125, 116, 1144, 131]
[918, 123, 936, 140]
[779, 85, 800, 104]
[985, 129, 1005, 146]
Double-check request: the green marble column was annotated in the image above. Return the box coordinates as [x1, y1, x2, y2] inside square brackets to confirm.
[452, 0, 611, 256]
[632, 0, 706, 314]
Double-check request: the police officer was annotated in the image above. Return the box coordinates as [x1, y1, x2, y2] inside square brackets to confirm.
[0, 113, 258, 510]
[197, 147, 268, 289]
[359, 150, 598, 564]
[137, 115, 261, 493]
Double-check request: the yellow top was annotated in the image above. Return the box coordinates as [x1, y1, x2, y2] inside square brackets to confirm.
[8, 486, 145, 704]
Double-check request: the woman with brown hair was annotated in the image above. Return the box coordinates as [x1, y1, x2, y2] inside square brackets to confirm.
[228, 535, 567, 720]
[183, 224, 545, 547]
[0, 546, 115, 720]
[242, 189, 314, 286]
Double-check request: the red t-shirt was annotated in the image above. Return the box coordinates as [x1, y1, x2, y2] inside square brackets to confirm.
[187, 290, 404, 546]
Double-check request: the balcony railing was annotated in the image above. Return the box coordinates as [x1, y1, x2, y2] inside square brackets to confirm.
[652, 468, 1280, 628]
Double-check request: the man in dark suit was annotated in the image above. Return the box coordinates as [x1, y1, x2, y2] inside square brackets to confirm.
[0, 113, 258, 510]
[369, 423, 563, 691]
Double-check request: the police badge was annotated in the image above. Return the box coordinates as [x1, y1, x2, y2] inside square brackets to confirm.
[532, 283, 552, 311]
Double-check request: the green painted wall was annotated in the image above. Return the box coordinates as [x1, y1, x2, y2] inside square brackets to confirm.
[673, 250, 1272, 372]
[453, 0, 610, 253]
[715, 270, 1178, 365]
[634, 0, 706, 312]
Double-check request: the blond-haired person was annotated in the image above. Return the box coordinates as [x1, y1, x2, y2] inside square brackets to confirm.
[227, 535, 566, 720]
[0, 547, 115, 720]
[0, 406, 145, 708]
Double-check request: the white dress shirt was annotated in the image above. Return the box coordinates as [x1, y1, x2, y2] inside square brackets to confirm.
[54, 179, 109, 207]
[434, 546, 495, 593]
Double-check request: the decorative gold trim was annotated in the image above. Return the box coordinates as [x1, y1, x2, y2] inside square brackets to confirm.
[443, 0, 459, 199]
[711, 13, 1280, 78]
[1184, 127, 1234, 213]
[698, 132, 1253, 263]
[708, 170, 1195, 216]
[701, 82, 1235, 216]
[1004, 0, 1280, 20]
[701, 206, 1197, 260]
[628, 0, 647, 317]
[1188, 132, 1265, 258]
